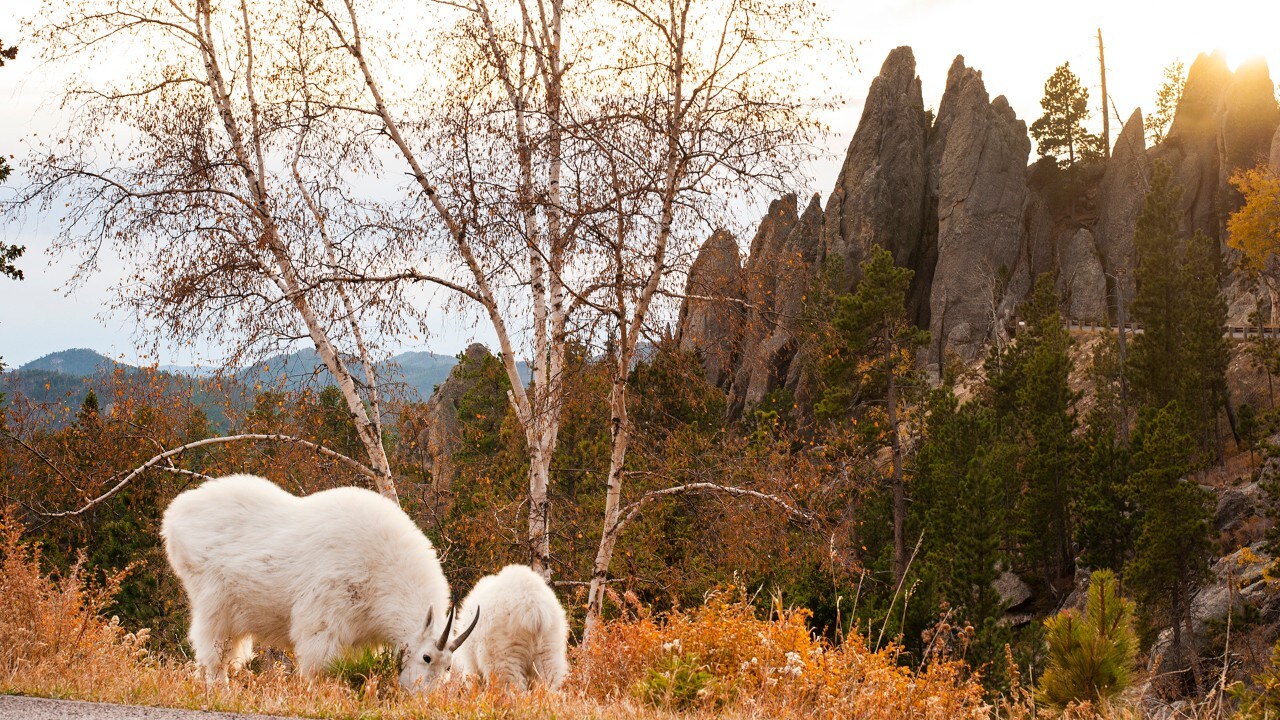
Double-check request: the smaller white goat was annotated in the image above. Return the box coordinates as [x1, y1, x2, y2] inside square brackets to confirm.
[161, 474, 478, 690]
[450, 564, 569, 689]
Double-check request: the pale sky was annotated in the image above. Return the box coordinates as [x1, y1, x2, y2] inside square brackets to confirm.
[1, 0, 1278, 368]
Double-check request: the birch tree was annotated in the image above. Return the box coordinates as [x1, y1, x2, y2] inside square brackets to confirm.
[576, 0, 825, 638]
[303, 0, 577, 577]
[13, 0, 405, 499]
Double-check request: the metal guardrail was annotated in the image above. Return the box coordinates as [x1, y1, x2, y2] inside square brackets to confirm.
[1015, 319, 1280, 340]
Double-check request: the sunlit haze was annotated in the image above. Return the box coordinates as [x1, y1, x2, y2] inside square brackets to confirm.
[2, 0, 1277, 367]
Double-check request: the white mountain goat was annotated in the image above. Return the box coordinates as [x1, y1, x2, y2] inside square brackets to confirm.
[450, 564, 570, 689]
[160, 474, 478, 690]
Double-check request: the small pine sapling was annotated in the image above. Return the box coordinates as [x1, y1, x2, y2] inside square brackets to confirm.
[1036, 569, 1137, 709]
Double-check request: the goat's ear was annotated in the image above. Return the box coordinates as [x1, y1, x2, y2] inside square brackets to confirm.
[449, 606, 480, 651]
[422, 606, 434, 634]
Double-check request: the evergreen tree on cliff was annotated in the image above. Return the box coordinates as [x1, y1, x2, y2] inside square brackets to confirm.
[1030, 62, 1104, 169]
[1124, 403, 1212, 690]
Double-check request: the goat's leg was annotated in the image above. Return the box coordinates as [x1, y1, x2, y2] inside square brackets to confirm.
[226, 634, 255, 673]
[293, 631, 344, 679]
[188, 611, 230, 685]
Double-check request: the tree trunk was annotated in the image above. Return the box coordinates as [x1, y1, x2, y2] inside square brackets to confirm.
[584, 368, 630, 642]
[885, 329, 907, 585]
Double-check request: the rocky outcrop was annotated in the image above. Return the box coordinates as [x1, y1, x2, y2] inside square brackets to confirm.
[1055, 228, 1108, 320]
[418, 343, 492, 498]
[1154, 51, 1231, 241]
[1219, 57, 1280, 208]
[677, 231, 745, 388]
[821, 46, 931, 320]
[728, 194, 826, 417]
[675, 46, 1279, 419]
[927, 56, 1030, 362]
[1095, 108, 1150, 311]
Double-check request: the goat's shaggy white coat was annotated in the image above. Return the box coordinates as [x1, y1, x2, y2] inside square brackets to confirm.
[451, 564, 569, 689]
[161, 474, 453, 688]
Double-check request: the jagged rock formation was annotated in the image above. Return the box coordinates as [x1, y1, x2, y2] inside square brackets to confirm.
[727, 194, 825, 417]
[1220, 57, 1280, 206]
[1154, 51, 1233, 242]
[1095, 109, 1151, 311]
[676, 230, 744, 388]
[821, 46, 931, 321]
[676, 46, 1280, 418]
[927, 57, 1030, 362]
[417, 343, 492, 499]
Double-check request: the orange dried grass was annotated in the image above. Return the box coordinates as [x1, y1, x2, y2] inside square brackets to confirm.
[0, 520, 1155, 719]
[573, 587, 992, 719]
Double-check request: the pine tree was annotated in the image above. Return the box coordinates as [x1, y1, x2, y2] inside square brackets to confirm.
[985, 275, 1080, 586]
[1030, 62, 1105, 169]
[76, 389, 101, 425]
[912, 389, 1007, 628]
[817, 245, 929, 583]
[1125, 403, 1212, 687]
[1037, 569, 1138, 708]
[1075, 409, 1135, 573]
[1128, 163, 1229, 455]
[1145, 61, 1185, 146]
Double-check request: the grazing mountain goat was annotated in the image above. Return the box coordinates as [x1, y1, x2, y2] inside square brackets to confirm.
[160, 474, 478, 690]
[450, 564, 569, 690]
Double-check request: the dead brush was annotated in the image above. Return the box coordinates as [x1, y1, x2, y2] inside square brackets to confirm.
[1, 518, 1179, 719]
[572, 585, 992, 719]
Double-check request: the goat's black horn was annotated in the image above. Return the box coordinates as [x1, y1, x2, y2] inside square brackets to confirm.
[436, 604, 456, 650]
[450, 606, 480, 651]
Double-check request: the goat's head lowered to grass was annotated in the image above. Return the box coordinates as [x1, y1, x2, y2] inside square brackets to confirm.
[399, 604, 480, 691]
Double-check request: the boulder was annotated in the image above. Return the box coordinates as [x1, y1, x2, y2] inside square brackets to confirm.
[677, 230, 745, 388]
[1190, 542, 1272, 628]
[1214, 481, 1264, 537]
[821, 45, 931, 320]
[927, 56, 1030, 362]
[995, 569, 1033, 610]
[1094, 108, 1150, 312]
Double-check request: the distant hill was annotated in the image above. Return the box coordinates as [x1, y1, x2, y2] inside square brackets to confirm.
[5, 346, 529, 412]
[235, 348, 530, 401]
[19, 348, 123, 376]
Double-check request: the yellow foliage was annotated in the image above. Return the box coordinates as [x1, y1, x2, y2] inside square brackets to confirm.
[1228, 166, 1280, 270]
[573, 587, 991, 719]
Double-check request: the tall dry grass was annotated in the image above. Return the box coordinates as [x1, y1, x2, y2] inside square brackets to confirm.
[0, 516, 1228, 719]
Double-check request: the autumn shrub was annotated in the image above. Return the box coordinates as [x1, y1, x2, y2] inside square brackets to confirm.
[1036, 570, 1137, 710]
[574, 586, 992, 719]
[0, 511, 149, 687]
[633, 653, 722, 710]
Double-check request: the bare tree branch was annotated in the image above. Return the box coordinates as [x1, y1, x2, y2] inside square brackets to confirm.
[611, 481, 816, 538]
[42, 433, 378, 518]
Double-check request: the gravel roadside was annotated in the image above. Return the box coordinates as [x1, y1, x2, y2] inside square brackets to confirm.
[0, 695, 297, 719]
